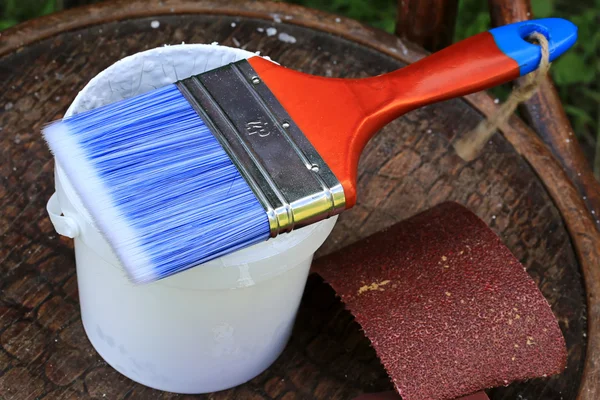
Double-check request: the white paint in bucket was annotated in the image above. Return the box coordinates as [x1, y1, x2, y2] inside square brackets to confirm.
[46, 44, 338, 394]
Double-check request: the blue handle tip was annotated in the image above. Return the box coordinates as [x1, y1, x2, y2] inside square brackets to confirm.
[489, 18, 578, 76]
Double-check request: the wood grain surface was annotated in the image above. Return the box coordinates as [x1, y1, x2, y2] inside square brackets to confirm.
[0, 1, 597, 399]
[487, 0, 600, 230]
[395, 0, 459, 52]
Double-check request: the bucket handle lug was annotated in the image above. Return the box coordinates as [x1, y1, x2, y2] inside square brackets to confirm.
[46, 192, 80, 238]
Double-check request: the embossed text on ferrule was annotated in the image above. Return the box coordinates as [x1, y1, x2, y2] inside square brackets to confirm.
[246, 120, 270, 137]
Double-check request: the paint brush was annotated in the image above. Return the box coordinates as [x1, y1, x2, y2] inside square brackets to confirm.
[41, 18, 577, 283]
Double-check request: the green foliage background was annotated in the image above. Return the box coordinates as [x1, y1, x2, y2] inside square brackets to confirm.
[1, 0, 599, 174]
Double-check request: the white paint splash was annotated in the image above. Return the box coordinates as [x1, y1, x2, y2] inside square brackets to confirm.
[266, 27, 277, 37]
[278, 32, 297, 44]
[150, 20, 160, 29]
[237, 264, 255, 287]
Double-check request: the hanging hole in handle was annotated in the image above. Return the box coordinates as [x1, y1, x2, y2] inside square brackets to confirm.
[525, 32, 548, 46]
[517, 24, 551, 45]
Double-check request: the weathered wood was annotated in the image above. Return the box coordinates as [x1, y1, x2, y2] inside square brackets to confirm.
[0, 1, 596, 399]
[0, 0, 418, 59]
[487, 0, 532, 24]
[488, 2, 600, 398]
[488, 0, 600, 230]
[395, 0, 459, 51]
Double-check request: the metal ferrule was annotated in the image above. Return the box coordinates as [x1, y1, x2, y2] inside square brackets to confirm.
[177, 59, 346, 237]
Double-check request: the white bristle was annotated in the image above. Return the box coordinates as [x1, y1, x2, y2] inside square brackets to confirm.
[42, 84, 270, 283]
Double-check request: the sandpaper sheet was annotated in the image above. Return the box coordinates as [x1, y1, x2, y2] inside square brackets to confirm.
[352, 390, 490, 400]
[313, 202, 566, 400]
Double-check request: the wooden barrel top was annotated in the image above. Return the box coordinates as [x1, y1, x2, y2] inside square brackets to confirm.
[0, 1, 598, 399]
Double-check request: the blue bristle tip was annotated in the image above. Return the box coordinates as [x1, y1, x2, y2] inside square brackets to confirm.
[43, 84, 271, 283]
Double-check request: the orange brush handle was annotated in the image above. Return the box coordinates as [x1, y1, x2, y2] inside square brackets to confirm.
[247, 21, 575, 207]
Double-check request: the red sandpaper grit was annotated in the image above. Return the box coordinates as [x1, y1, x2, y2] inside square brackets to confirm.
[352, 390, 490, 400]
[312, 202, 566, 400]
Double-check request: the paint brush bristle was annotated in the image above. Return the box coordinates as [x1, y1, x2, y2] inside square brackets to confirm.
[43, 84, 270, 283]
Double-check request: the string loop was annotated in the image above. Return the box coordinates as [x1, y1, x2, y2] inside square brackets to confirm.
[453, 32, 551, 161]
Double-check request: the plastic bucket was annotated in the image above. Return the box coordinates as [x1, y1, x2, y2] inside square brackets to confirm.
[45, 44, 338, 394]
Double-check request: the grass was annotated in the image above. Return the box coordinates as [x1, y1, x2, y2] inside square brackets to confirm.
[1, 0, 599, 175]
[0, 0, 59, 30]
